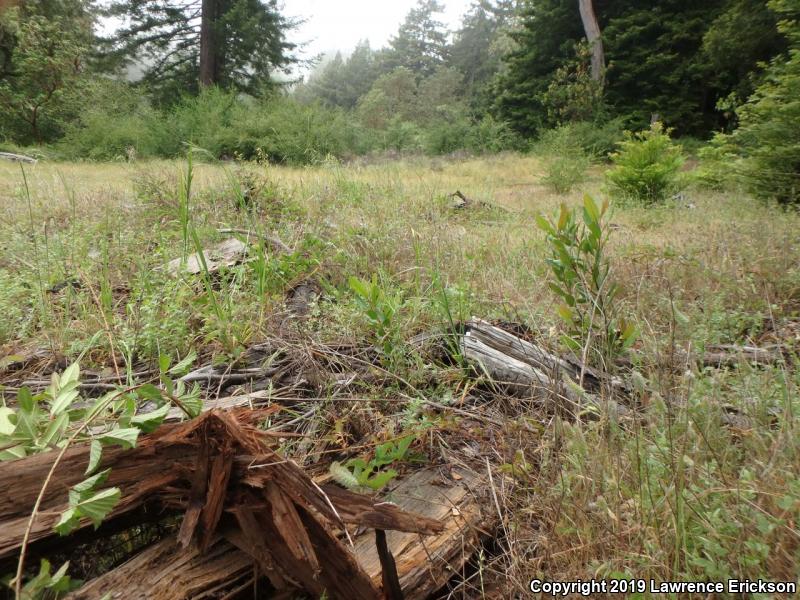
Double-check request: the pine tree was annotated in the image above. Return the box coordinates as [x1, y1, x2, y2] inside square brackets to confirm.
[449, 0, 515, 108]
[729, 0, 800, 203]
[382, 0, 449, 79]
[101, 0, 296, 103]
[301, 40, 380, 109]
[495, 0, 786, 136]
[495, 0, 583, 135]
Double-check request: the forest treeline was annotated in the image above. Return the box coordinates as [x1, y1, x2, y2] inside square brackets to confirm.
[0, 0, 798, 202]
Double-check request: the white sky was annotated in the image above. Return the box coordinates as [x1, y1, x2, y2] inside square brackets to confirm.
[286, 0, 475, 66]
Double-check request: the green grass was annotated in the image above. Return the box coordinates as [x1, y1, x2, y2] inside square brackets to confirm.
[0, 153, 797, 595]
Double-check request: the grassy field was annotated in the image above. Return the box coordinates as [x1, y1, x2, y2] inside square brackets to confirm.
[0, 154, 798, 596]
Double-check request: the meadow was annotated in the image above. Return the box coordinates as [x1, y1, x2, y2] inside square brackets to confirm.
[0, 153, 798, 596]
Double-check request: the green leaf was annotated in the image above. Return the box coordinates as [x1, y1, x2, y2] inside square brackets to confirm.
[85, 391, 118, 421]
[0, 445, 27, 461]
[557, 304, 574, 323]
[41, 412, 69, 447]
[15, 390, 40, 440]
[50, 387, 80, 416]
[74, 469, 111, 494]
[131, 403, 170, 433]
[136, 384, 164, 403]
[365, 469, 398, 490]
[158, 354, 171, 375]
[179, 385, 203, 418]
[78, 487, 121, 528]
[54, 507, 79, 536]
[557, 203, 570, 230]
[535, 214, 554, 234]
[59, 362, 80, 388]
[86, 439, 102, 475]
[0, 407, 16, 436]
[98, 428, 140, 449]
[168, 350, 197, 376]
[17, 386, 35, 413]
[583, 194, 600, 222]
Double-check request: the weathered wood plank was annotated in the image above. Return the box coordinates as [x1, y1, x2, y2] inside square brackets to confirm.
[353, 467, 493, 599]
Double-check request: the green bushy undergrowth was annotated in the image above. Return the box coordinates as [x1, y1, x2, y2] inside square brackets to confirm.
[537, 126, 592, 193]
[58, 87, 521, 164]
[722, 0, 800, 204]
[539, 119, 625, 160]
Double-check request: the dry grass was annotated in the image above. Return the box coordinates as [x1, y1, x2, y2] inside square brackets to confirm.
[0, 153, 798, 595]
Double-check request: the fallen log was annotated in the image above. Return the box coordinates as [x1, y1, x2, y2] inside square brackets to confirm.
[699, 344, 783, 368]
[0, 152, 37, 164]
[461, 317, 630, 417]
[217, 227, 292, 254]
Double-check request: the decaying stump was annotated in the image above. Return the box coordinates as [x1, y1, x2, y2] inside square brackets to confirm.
[3, 408, 475, 599]
[352, 467, 493, 597]
[67, 466, 492, 600]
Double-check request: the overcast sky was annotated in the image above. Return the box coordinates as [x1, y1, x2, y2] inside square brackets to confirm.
[286, 0, 475, 67]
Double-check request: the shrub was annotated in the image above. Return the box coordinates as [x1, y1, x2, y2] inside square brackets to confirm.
[725, 0, 800, 204]
[605, 123, 686, 204]
[538, 120, 625, 161]
[465, 115, 523, 154]
[692, 135, 738, 190]
[59, 81, 166, 160]
[536, 196, 638, 368]
[537, 125, 591, 194]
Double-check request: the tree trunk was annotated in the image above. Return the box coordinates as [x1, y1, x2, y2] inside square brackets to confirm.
[199, 0, 217, 87]
[578, 0, 604, 83]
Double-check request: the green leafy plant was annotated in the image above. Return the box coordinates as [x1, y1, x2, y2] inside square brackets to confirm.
[2, 361, 201, 595]
[329, 433, 417, 492]
[605, 123, 686, 205]
[1, 559, 79, 598]
[537, 123, 595, 194]
[536, 196, 638, 368]
[348, 275, 403, 358]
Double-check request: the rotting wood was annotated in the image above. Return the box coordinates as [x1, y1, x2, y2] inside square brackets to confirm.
[0, 151, 37, 164]
[352, 467, 494, 599]
[7, 409, 449, 599]
[698, 344, 783, 368]
[461, 317, 630, 417]
[376, 529, 404, 600]
[69, 466, 487, 599]
[66, 536, 255, 600]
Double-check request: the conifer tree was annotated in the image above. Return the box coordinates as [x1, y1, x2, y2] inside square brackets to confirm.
[101, 0, 296, 102]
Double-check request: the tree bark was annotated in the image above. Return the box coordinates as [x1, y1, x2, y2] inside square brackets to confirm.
[199, 0, 217, 87]
[578, 0, 604, 83]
